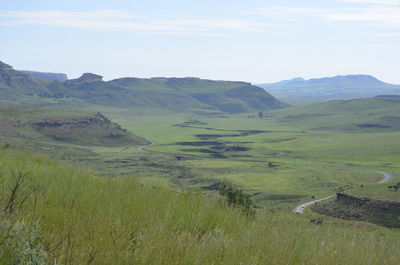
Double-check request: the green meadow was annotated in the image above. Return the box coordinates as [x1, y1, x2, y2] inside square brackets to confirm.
[2, 96, 399, 212]
[101, 98, 400, 210]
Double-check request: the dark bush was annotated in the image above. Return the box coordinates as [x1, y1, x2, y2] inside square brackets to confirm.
[388, 183, 400, 191]
[218, 181, 255, 216]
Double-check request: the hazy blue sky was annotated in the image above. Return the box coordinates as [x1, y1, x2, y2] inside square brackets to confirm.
[1, 0, 399, 83]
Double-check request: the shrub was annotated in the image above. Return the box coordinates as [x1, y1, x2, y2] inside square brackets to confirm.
[388, 182, 400, 192]
[218, 181, 255, 216]
[0, 170, 48, 265]
[0, 221, 48, 265]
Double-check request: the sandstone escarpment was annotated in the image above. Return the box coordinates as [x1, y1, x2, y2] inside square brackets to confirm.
[336, 192, 400, 210]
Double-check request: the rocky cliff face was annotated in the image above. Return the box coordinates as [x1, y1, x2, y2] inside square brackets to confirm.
[21, 70, 68, 81]
[64, 73, 103, 86]
[30, 112, 142, 146]
[0, 61, 13, 70]
[336, 192, 400, 210]
[311, 192, 400, 228]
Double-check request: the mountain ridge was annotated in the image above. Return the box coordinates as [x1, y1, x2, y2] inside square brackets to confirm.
[0, 60, 288, 113]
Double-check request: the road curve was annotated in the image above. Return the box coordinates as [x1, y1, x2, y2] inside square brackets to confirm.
[294, 196, 334, 214]
[294, 170, 394, 214]
[138, 138, 156, 152]
[375, 171, 392, 184]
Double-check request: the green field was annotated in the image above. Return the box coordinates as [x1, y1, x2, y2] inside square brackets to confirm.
[100, 97, 400, 210]
[3, 97, 399, 212]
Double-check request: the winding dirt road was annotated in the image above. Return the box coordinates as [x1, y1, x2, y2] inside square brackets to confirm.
[293, 169, 393, 214]
[137, 138, 156, 152]
[375, 171, 393, 184]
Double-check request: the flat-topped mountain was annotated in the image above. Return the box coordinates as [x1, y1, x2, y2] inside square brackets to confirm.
[20, 70, 68, 81]
[258, 75, 400, 105]
[0, 60, 288, 113]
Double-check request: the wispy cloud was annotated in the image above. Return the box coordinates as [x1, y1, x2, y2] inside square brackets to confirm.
[341, 0, 400, 6]
[321, 7, 400, 28]
[355, 43, 400, 48]
[370, 32, 400, 37]
[252, 5, 400, 29]
[0, 10, 277, 37]
[1, 6, 399, 37]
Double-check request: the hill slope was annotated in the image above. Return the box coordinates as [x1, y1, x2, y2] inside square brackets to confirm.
[0, 61, 287, 114]
[259, 75, 400, 105]
[1, 150, 400, 265]
[272, 95, 400, 131]
[0, 105, 146, 147]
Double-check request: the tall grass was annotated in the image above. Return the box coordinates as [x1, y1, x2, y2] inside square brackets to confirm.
[0, 150, 400, 265]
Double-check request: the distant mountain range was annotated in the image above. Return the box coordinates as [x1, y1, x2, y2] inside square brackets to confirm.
[0, 61, 287, 114]
[258, 75, 400, 105]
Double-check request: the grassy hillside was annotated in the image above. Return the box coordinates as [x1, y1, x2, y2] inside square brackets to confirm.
[0, 62, 53, 101]
[0, 105, 146, 148]
[1, 149, 400, 265]
[0, 61, 287, 114]
[272, 96, 400, 132]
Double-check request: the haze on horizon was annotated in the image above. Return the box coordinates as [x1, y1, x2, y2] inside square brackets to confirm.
[1, 0, 399, 84]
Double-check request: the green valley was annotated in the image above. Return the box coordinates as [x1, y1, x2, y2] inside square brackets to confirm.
[0, 61, 399, 265]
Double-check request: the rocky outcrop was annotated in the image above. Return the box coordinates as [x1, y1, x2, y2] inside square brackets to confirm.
[0, 61, 13, 70]
[27, 112, 143, 146]
[336, 192, 400, 210]
[32, 112, 121, 132]
[64, 73, 103, 86]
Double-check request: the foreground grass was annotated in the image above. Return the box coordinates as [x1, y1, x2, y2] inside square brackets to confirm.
[1, 150, 400, 265]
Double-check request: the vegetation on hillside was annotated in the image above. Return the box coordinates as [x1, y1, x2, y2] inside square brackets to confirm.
[0, 105, 146, 147]
[1, 149, 400, 265]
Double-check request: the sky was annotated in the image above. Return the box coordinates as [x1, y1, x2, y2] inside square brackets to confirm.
[1, 0, 399, 84]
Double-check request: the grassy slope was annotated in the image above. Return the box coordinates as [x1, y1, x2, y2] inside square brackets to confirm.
[1, 149, 400, 265]
[270, 97, 400, 201]
[271, 96, 400, 130]
[349, 185, 400, 201]
[0, 105, 146, 155]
